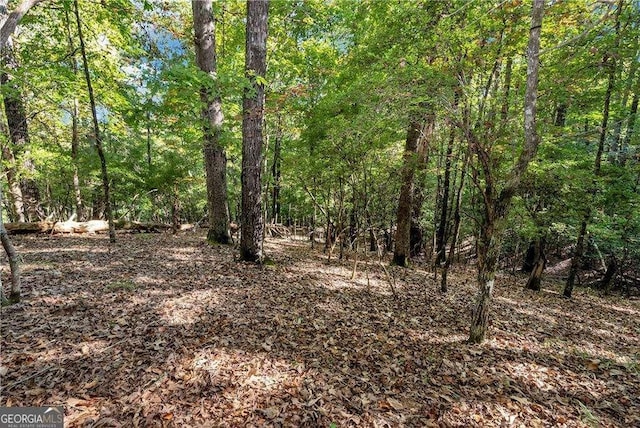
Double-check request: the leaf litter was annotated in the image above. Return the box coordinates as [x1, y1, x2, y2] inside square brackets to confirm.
[0, 232, 638, 427]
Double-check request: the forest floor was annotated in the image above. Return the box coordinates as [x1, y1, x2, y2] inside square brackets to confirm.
[0, 232, 639, 427]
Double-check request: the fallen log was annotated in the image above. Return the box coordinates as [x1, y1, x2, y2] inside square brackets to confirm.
[5, 220, 172, 235]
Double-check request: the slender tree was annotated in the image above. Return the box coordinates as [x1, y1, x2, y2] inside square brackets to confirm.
[0, 172, 20, 304]
[468, 0, 544, 343]
[564, 0, 624, 298]
[192, 0, 231, 244]
[74, 0, 116, 243]
[240, 0, 268, 262]
[64, 8, 83, 221]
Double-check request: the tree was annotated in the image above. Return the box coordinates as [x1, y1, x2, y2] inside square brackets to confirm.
[0, 0, 42, 221]
[468, 0, 544, 343]
[564, 0, 624, 298]
[73, 0, 116, 243]
[240, 0, 268, 262]
[393, 106, 430, 266]
[0, 173, 20, 304]
[0, 0, 42, 49]
[192, 0, 231, 245]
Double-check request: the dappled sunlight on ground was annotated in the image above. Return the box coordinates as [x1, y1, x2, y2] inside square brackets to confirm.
[1, 232, 639, 426]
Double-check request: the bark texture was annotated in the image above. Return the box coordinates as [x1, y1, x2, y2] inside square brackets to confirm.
[468, 0, 544, 343]
[240, 0, 268, 262]
[0, 0, 42, 221]
[0, 0, 41, 49]
[525, 238, 546, 291]
[393, 108, 429, 266]
[192, 0, 231, 245]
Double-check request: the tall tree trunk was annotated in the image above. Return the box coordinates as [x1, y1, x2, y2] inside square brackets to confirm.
[271, 114, 282, 223]
[435, 94, 459, 265]
[500, 57, 512, 126]
[240, 0, 268, 262]
[74, 0, 115, 243]
[71, 97, 83, 221]
[0, 1, 41, 221]
[564, 0, 622, 298]
[192, 0, 231, 245]
[393, 107, 429, 266]
[171, 185, 180, 235]
[620, 84, 638, 166]
[146, 109, 152, 168]
[64, 8, 83, 221]
[611, 38, 637, 162]
[0, 108, 23, 221]
[0, 180, 20, 303]
[440, 149, 469, 293]
[409, 111, 433, 258]
[469, 0, 544, 343]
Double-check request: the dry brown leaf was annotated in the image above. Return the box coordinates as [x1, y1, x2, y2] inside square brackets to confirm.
[386, 397, 403, 411]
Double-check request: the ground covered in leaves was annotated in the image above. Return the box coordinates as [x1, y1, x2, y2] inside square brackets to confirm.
[1, 232, 639, 427]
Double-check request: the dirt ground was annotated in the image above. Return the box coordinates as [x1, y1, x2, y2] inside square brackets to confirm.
[1, 232, 639, 427]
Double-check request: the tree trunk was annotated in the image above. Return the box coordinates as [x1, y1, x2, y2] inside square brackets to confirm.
[440, 149, 469, 293]
[271, 114, 282, 223]
[0, 0, 42, 49]
[500, 57, 512, 127]
[468, 0, 544, 343]
[435, 96, 458, 265]
[393, 107, 429, 266]
[74, 0, 116, 243]
[600, 257, 618, 294]
[525, 237, 546, 291]
[564, 0, 622, 298]
[1, 136, 24, 221]
[171, 185, 180, 235]
[469, 222, 501, 343]
[64, 8, 83, 221]
[192, 0, 231, 245]
[0, 5, 42, 222]
[240, 0, 268, 262]
[620, 85, 638, 166]
[0, 182, 20, 303]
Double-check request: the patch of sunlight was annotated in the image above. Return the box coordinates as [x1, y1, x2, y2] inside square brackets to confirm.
[133, 274, 164, 286]
[594, 302, 640, 317]
[569, 342, 632, 365]
[504, 362, 555, 392]
[502, 303, 558, 325]
[495, 296, 522, 306]
[191, 350, 293, 392]
[20, 246, 108, 254]
[164, 247, 199, 261]
[442, 400, 523, 427]
[78, 340, 110, 356]
[325, 278, 365, 291]
[158, 290, 218, 325]
[426, 334, 467, 345]
[193, 354, 221, 373]
[244, 373, 280, 389]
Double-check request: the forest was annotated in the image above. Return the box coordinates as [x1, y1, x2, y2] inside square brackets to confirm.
[0, 0, 639, 426]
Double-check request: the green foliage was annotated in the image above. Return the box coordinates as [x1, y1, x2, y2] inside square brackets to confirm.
[0, 0, 638, 288]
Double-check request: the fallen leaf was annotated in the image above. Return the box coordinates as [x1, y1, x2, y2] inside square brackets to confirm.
[387, 397, 403, 411]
